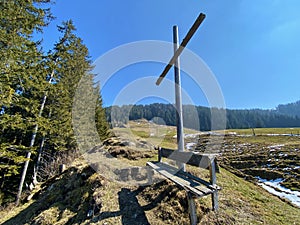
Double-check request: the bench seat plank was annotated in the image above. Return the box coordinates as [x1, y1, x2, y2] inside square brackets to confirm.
[178, 170, 221, 191]
[147, 161, 215, 197]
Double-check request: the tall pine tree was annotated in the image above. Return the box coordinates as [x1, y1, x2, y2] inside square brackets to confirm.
[95, 84, 110, 141]
[46, 20, 93, 151]
[1, 4, 109, 205]
[0, 0, 53, 205]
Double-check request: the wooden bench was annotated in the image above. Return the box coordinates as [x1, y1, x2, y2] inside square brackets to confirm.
[146, 147, 221, 225]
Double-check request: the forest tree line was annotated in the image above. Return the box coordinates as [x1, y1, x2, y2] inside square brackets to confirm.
[0, 0, 109, 205]
[105, 102, 300, 131]
[276, 100, 300, 118]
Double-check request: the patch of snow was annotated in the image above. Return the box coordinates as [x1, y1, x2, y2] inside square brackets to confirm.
[211, 131, 225, 136]
[236, 134, 252, 137]
[238, 143, 249, 146]
[266, 133, 300, 137]
[266, 134, 280, 136]
[282, 167, 292, 171]
[278, 153, 288, 157]
[174, 133, 202, 139]
[294, 166, 300, 170]
[184, 133, 201, 138]
[268, 144, 284, 149]
[256, 177, 300, 208]
[186, 142, 196, 150]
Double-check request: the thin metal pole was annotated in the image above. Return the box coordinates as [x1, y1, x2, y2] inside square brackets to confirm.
[173, 25, 185, 171]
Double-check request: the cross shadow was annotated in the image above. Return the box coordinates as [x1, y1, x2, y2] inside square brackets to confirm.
[96, 182, 180, 225]
[119, 187, 150, 225]
[97, 187, 150, 225]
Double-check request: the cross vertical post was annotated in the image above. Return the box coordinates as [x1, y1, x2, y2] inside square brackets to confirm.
[154, 13, 207, 225]
[173, 25, 185, 171]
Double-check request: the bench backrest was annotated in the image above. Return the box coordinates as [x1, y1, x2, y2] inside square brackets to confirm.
[158, 147, 219, 170]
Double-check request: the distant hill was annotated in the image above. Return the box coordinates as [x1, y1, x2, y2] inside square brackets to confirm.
[105, 101, 300, 131]
[275, 100, 300, 117]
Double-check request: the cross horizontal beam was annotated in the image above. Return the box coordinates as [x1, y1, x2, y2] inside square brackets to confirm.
[156, 13, 206, 86]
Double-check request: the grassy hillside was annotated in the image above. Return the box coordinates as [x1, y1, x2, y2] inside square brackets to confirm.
[1, 159, 299, 225]
[1, 121, 299, 224]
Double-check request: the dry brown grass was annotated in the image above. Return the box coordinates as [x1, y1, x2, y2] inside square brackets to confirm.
[1, 122, 300, 224]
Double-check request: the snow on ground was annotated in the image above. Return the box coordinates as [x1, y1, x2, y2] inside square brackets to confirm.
[266, 133, 300, 137]
[256, 177, 300, 208]
[186, 142, 196, 150]
[184, 133, 201, 138]
[236, 134, 252, 137]
[173, 133, 202, 139]
[268, 144, 285, 149]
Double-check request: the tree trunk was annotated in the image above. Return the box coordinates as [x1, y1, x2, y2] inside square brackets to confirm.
[32, 135, 46, 184]
[16, 110, 42, 205]
[16, 69, 55, 205]
[32, 109, 51, 184]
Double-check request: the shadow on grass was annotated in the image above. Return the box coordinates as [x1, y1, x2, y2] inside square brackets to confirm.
[3, 166, 98, 225]
[96, 182, 190, 225]
[3, 167, 212, 225]
[96, 187, 150, 225]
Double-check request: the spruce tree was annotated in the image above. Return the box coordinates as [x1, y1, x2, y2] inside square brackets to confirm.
[0, 0, 53, 205]
[46, 20, 93, 151]
[1, 4, 109, 205]
[95, 84, 110, 141]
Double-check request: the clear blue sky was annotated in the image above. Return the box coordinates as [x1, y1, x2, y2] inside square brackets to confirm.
[38, 0, 300, 109]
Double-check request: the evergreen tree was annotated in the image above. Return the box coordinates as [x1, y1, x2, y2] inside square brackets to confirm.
[0, 3, 109, 206]
[95, 84, 110, 141]
[0, 0, 53, 205]
[276, 100, 300, 117]
[72, 72, 101, 154]
[105, 103, 300, 131]
[44, 20, 92, 152]
[38, 20, 109, 175]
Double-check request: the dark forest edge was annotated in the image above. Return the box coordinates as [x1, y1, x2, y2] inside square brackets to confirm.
[0, 0, 109, 206]
[105, 100, 300, 131]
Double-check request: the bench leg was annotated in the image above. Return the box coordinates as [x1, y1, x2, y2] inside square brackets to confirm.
[209, 159, 219, 211]
[187, 192, 197, 225]
[211, 191, 219, 211]
[146, 166, 153, 185]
